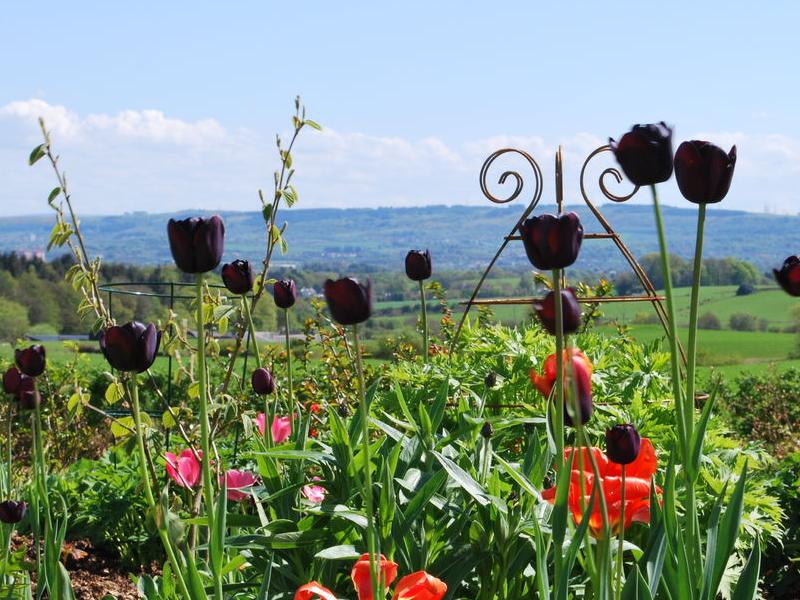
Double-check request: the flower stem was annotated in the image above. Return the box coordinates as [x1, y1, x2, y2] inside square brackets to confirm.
[353, 324, 381, 600]
[242, 296, 263, 369]
[419, 281, 428, 363]
[5, 400, 12, 497]
[650, 186, 687, 458]
[553, 268, 565, 468]
[615, 465, 626, 599]
[196, 275, 221, 599]
[284, 308, 295, 437]
[128, 374, 191, 600]
[685, 203, 705, 444]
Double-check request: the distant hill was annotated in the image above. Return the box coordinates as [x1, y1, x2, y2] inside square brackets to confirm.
[0, 204, 793, 273]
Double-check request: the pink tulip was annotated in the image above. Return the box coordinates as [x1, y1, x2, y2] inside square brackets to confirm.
[301, 477, 326, 504]
[164, 449, 201, 488]
[221, 469, 258, 502]
[255, 412, 292, 444]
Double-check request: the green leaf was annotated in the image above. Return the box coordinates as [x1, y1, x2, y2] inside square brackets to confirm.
[621, 564, 654, 600]
[105, 381, 125, 405]
[401, 469, 447, 524]
[29, 144, 46, 165]
[47, 186, 61, 204]
[432, 450, 489, 506]
[304, 119, 322, 130]
[709, 464, 748, 597]
[315, 544, 360, 560]
[688, 385, 718, 479]
[730, 538, 760, 600]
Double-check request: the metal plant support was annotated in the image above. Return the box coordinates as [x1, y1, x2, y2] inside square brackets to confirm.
[97, 281, 254, 452]
[453, 145, 684, 362]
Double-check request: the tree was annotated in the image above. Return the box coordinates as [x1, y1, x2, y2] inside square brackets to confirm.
[0, 297, 30, 342]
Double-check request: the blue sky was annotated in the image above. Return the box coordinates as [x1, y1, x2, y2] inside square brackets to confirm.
[1, 1, 798, 215]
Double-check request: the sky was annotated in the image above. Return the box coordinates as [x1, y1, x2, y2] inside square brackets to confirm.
[1, 1, 799, 216]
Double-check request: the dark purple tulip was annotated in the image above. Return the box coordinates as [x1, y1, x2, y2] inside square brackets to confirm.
[99, 321, 161, 373]
[273, 280, 297, 309]
[167, 216, 225, 274]
[405, 250, 432, 281]
[774, 255, 800, 297]
[251, 368, 275, 395]
[324, 278, 372, 325]
[221, 259, 254, 295]
[518, 213, 583, 270]
[15, 375, 38, 410]
[605, 424, 642, 465]
[3, 367, 21, 395]
[15, 345, 46, 378]
[674, 141, 737, 204]
[609, 123, 674, 186]
[0, 500, 27, 524]
[533, 288, 582, 335]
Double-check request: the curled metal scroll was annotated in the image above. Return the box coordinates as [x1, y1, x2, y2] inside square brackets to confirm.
[579, 144, 640, 205]
[450, 148, 544, 354]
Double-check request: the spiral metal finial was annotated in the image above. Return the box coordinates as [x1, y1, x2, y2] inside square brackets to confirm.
[579, 144, 640, 205]
[479, 148, 544, 213]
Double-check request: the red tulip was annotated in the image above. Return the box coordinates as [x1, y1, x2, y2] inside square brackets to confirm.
[295, 582, 339, 600]
[530, 349, 593, 426]
[351, 553, 398, 600]
[15, 345, 46, 377]
[221, 469, 258, 502]
[774, 255, 800, 297]
[255, 413, 291, 443]
[393, 571, 447, 600]
[164, 449, 201, 488]
[542, 438, 659, 537]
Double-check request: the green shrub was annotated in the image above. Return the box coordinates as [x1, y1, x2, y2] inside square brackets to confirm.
[729, 312, 758, 331]
[698, 311, 722, 330]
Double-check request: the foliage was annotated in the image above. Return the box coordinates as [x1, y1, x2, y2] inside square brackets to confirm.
[0, 297, 30, 342]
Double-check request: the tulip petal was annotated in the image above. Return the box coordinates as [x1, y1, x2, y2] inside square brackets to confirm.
[295, 581, 339, 600]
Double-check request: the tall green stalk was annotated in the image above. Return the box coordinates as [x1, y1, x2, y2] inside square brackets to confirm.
[242, 296, 271, 439]
[552, 268, 565, 468]
[353, 325, 381, 600]
[128, 374, 191, 600]
[284, 309, 294, 436]
[615, 465, 626, 599]
[196, 275, 222, 600]
[419, 281, 428, 363]
[5, 400, 12, 498]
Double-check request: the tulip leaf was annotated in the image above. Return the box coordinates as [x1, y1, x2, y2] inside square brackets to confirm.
[315, 544, 360, 561]
[709, 464, 748, 597]
[432, 450, 489, 506]
[731, 538, 760, 600]
[401, 469, 447, 525]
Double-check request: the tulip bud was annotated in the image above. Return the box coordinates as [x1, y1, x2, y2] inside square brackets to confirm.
[484, 371, 497, 389]
[15, 375, 38, 410]
[605, 424, 641, 465]
[251, 368, 275, 395]
[3, 367, 21, 395]
[351, 553, 399, 600]
[674, 141, 737, 204]
[167, 215, 225, 274]
[273, 280, 297, 309]
[0, 500, 27, 524]
[324, 277, 372, 325]
[99, 322, 161, 373]
[609, 123, 674, 186]
[481, 422, 493, 439]
[221, 259, 254, 295]
[534, 288, 582, 335]
[15, 345, 46, 378]
[405, 249, 432, 281]
[774, 255, 800, 297]
[518, 213, 583, 270]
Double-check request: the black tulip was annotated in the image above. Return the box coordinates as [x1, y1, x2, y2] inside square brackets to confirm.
[674, 141, 737, 204]
[0, 500, 28, 524]
[167, 216, 225, 274]
[324, 278, 372, 325]
[609, 123, 674, 186]
[484, 371, 497, 389]
[480, 422, 493, 439]
[605, 424, 642, 465]
[273, 280, 297, 309]
[221, 259, 254, 295]
[534, 288, 582, 335]
[15, 375, 38, 410]
[3, 367, 21, 395]
[15, 345, 46, 378]
[251, 368, 275, 395]
[405, 250, 432, 281]
[518, 212, 583, 270]
[775, 255, 800, 297]
[99, 321, 161, 373]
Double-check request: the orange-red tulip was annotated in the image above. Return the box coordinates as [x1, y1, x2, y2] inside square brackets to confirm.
[530, 348, 593, 426]
[542, 438, 659, 537]
[351, 553, 398, 600]
[393, 571, 447, 600]
[295, 581, 338, 600]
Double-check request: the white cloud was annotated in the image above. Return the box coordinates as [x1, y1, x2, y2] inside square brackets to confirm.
[1, 99, 799, 216]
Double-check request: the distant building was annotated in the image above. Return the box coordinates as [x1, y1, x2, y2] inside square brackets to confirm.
[300, 286, 320, 299]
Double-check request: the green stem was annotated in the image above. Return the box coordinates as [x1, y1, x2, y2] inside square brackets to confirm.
[685, 204, 705, 444]
[196, 275, 222, 600]
[615, 465, 626, 599]
[5, 400, 12, 498]
[242, 296, 263, 369]
[553, 269, 565, 469]
[650, 186, 687, 458]
[419, 281, 428, 363]
[32, 401, 50, 521]
[353, 325, 381, 600]
[284, 309, 294, 437]
[128, 374, 191, 600]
